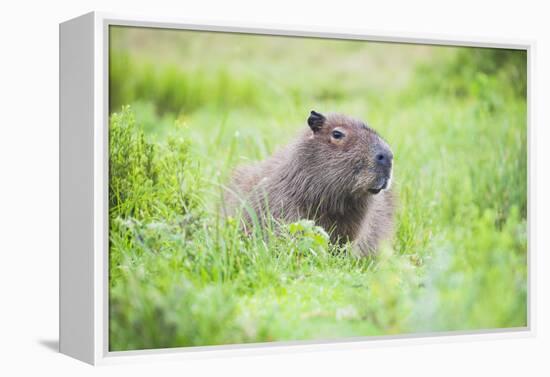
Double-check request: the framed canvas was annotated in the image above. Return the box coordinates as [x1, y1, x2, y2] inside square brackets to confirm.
[59, 11, 533, 365]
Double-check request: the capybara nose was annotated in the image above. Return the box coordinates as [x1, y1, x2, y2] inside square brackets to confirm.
[375, 151, 393, 168]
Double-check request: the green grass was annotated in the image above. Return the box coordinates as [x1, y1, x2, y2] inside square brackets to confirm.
[108, 27, 527, 351]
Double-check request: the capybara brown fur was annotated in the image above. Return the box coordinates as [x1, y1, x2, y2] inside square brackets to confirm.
[225, 110, 395, 256]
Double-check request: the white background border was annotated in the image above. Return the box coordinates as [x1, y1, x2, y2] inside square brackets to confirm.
[1, 0, 548, 375]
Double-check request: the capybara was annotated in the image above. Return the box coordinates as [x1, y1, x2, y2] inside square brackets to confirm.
[226, 110, 395, 256]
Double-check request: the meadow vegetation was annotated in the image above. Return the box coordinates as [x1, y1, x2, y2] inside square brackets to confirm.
[108, 27, 527, 350]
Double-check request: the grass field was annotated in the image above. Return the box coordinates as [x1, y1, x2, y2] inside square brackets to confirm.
[108, 27, 527, 351]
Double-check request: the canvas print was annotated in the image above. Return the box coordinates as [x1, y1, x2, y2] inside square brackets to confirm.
[108, 26, 527, 351]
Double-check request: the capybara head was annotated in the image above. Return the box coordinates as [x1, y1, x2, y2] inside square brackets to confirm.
[304, 110, 393, 196]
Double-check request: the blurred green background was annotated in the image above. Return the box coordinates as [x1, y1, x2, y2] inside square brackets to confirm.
[108, 26, 527, 351]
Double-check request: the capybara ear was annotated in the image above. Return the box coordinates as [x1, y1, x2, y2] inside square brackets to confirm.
[308, 110, 326, 132]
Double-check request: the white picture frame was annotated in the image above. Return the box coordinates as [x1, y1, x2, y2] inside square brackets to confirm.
[59, 11, 534, 365]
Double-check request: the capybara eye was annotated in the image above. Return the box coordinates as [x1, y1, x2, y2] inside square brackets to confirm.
[331, 130, 344, 139]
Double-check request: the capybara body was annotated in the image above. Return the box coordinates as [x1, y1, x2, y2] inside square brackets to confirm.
[226, 111, 395, 256]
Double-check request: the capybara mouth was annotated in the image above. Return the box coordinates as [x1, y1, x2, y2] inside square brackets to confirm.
[368, 176, 390, 195]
